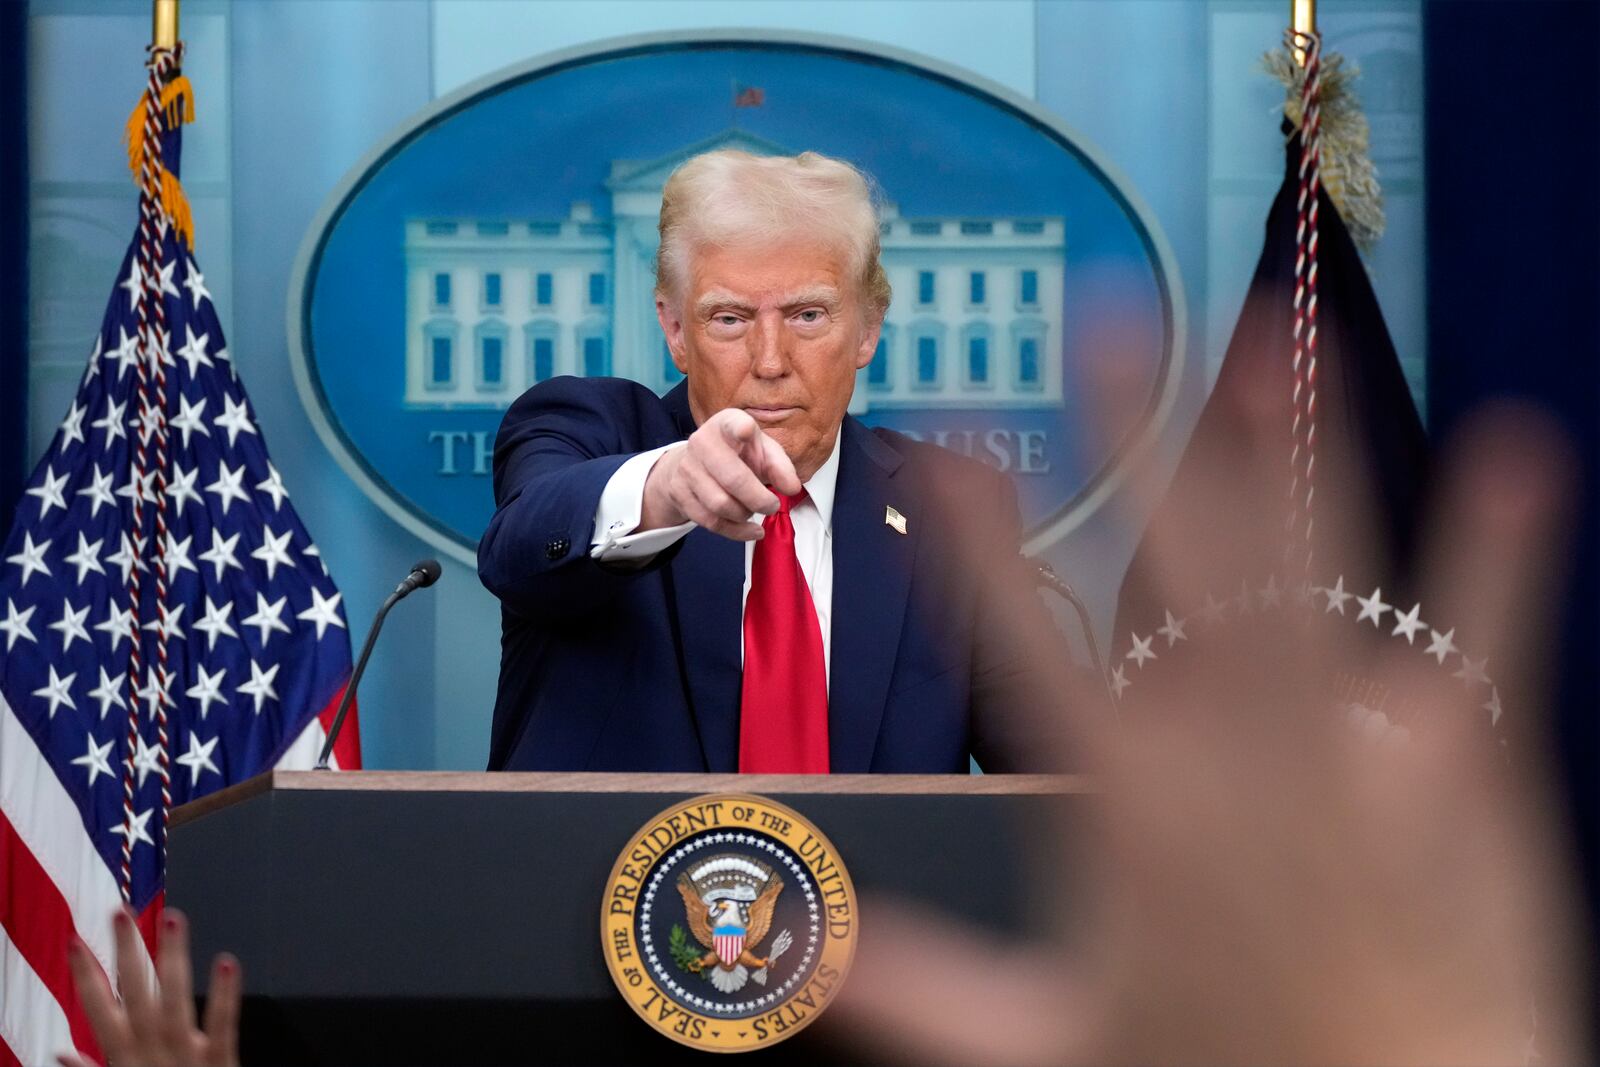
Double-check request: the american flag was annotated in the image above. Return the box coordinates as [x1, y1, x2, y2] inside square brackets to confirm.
[0, 49, 359, 1064]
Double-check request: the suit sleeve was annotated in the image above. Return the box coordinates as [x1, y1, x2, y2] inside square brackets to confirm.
[967, 472, 1083, 773]
[477, 377, 682, 622]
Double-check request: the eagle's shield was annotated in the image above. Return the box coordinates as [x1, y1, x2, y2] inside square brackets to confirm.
[713, 925, 745, 968]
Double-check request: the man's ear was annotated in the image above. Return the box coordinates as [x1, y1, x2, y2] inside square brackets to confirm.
[854, 315, 884, 371]
[656, 295, 689, 374]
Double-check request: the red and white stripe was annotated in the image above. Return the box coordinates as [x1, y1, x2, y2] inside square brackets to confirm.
[714, 931, 745, 968]
[278, 688, 362, 771]
[0, 690, 156, 1066]
[0, 685, 358, 1064]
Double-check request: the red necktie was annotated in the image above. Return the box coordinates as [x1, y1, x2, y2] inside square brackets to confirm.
[739, 490, 830, 773]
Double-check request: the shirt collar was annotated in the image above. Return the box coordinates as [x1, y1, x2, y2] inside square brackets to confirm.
[801, 432, 841, 532]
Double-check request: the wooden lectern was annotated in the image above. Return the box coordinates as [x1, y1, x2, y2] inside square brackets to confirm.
[169, 771, 1088, 1064]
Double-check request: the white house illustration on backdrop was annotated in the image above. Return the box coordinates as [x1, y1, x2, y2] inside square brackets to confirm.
[403, 130, 1066, 413]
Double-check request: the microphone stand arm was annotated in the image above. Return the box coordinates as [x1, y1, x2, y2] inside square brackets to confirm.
[315, 583, 405, 771]
[1031, 559, 1119, 719]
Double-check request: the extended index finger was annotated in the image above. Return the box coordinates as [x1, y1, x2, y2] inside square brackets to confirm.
[203, 953, 242, 1067]
[1393, 405, 1574, 761]
[113, 907, 159, 1041]
[699, 436, 780, 516]
[751, 430, 802, 496]
[157, 909, 199, 1043]
[68, 934, 134, 1064]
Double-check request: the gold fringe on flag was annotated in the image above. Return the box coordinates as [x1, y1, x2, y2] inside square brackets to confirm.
[159, 75, 195, 128]
[160, 168, 195, 251]
[1263, 44, 1386, 250]
[122, 97, 147, 174]
[121, 74, 197, 250]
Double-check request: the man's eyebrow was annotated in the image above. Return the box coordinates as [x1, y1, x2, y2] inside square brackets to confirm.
[778, 286, 842, 309]
[693, 286, 843, 318]
[694, 291, 757, 318]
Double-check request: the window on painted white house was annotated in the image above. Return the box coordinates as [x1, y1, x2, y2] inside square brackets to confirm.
[1018, 337, 1040, 386]
[968, 334, 989, 384]
[430, 336, 452, 385]
[583, 335, 609, 376]
[1019, 269, 1038, 307]
[917, 335, 938, 384]
[480, 335, 503, 386]
[532, 336, 554, 381]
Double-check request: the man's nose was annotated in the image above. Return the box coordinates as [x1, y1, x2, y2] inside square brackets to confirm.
[748, 312, 790, 379]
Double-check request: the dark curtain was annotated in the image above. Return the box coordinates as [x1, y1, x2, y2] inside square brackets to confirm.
[0, 0, 28, 532]
[1424, 0, 1600, 1024]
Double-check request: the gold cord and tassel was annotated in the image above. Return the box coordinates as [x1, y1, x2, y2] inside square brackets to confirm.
[1263, 45, 1386, 250]
[121, 70, 197, 250]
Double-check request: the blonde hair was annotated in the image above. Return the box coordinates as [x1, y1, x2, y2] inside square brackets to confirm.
[653, 149, 892, 319]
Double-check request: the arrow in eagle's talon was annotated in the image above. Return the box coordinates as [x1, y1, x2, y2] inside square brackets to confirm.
[753, 929, 794, 985]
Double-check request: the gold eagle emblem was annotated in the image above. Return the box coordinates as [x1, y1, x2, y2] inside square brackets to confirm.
[678, 877, 782, 971]
[675, 853, 792, 994]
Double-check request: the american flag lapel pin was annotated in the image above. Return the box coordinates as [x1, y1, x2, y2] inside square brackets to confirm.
[884, 506, 907, 535]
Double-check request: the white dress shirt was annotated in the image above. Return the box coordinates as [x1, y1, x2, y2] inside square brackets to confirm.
[589, 437, 840, 687]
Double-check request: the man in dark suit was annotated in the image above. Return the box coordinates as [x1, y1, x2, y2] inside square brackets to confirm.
[478, 149, 1073, 773]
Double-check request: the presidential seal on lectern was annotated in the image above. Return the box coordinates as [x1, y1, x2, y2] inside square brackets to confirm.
[602, 794, 857, 1052]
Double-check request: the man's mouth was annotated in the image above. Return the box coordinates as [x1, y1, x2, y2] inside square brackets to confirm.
[744, 406, 800, 423]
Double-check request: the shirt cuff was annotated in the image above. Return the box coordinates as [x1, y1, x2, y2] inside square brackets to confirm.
[590, 443, 695, 562]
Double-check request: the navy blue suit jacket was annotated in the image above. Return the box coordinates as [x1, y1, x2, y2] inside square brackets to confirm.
[478, 377, 1072, 773]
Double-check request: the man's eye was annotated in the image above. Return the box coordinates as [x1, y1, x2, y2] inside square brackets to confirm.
[715, 315, 741, 326]
[795, 309, 824, 324]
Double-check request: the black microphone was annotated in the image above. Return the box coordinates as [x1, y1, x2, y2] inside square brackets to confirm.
[1025, 556, 1117, 716]
[314, 559, 442, 770]
[396, 557, 442, 596]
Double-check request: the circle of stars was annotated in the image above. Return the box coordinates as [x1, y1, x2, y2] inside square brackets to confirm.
[1110, 572, 1504, 734]
[634, 829, 822, 1017]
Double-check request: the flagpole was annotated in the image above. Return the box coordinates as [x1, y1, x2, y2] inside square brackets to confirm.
[1288, 0, 1321, 575]
[153, 0, 178, 50]
[1292, 0, 1316, 64]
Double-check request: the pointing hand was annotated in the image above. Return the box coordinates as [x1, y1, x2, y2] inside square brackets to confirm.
[642, 407, 804, 542]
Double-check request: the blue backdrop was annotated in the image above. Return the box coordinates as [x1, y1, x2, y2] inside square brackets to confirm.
[300, 40, 1175, 552]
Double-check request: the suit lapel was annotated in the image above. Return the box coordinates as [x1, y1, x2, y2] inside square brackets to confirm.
[661, 383, 743, 771]
[827, 419, 917, 773]
[669, 529, 744, 772]
[663, 381, 694, 438]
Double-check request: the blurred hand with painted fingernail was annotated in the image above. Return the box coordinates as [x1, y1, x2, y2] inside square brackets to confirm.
[61, 908, 240, 1067]
[830, 401, 1591, 1066]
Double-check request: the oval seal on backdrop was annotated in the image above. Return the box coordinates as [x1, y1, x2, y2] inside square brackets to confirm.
[290, 30, 1185, 566]
[601, 793, 857, 1052]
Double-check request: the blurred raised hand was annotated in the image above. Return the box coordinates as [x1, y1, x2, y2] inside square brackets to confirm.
[62, 908, 240, 1067]
[833, 402, 1588, 1066]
